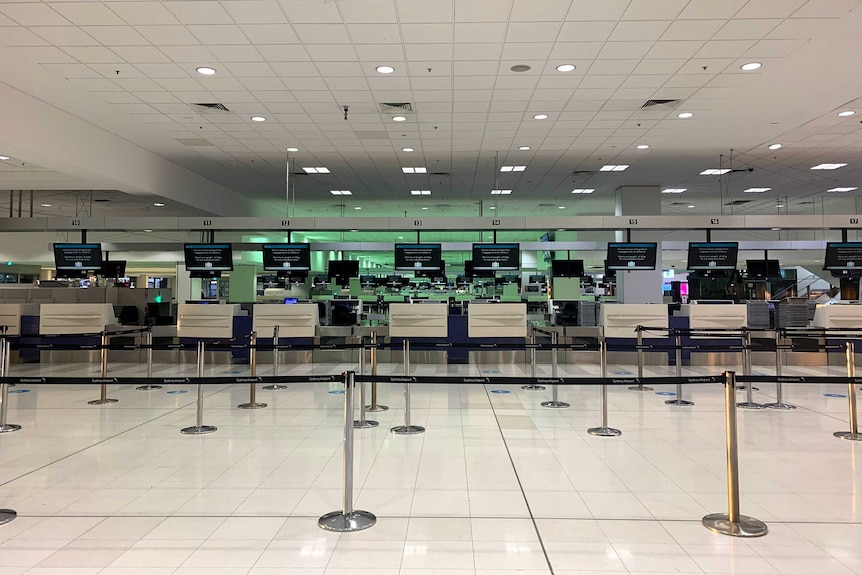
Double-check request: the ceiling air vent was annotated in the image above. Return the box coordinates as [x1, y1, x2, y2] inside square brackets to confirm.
[724, 200, 752, 206]
[380, 102, 413, 113]
[641, 99, 680, 109]
[572, 170, 595, 175]
[191, 103, 230, 113]
[431, 172, 450, 176]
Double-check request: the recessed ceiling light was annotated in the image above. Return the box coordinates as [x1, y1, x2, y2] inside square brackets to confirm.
[144, 229, 153, 232]
[776, 204, 784, 208]
[599, 164, 628, 171]
[571, 188, 595, 194]
[354, 206, 362, 210]
[687, 205, 696, 208]
[0, 156, 9, 161]
[677, 112, 694, 119]
[743, 187, 772, 193]
[838, 110, 856, 117]
[410, 190, 431, 195]
[558, 206, 566, 209]
[533, 114, 549, 120]
[740, 62, 762, 71]
[500, 165, 526, 172]
[518, 146, 531, 151]
[510, 64, 531, 72]
[402, 167, 427, 173]
[556, 64, 576, 72]
[392, 116, 407, 122]
[286, 147, 299, 152]
[195, 66, 216, 75]
[771, 227, 781, 231]
[330, 190, 352, 195]
[40, 203, 51, 207]
[661, 188, 687, 194]
[700, 169, 731, 175]
[153, 202, 165, 207]
[421, 206, 429, 210]
[250, 116, 266, 122]
[375, 65, 395, 74]
[303, 166, 330, 174]
[811, 163, 847, 170]
[489, 206, 496, 210]
[491, 189, 512, 195]
[397, 236, 404, 239]
[402, 147, 414, 152]
[636, 144, 650, 149]
[768, 143, 782, 150]
[828, 187, 858, 192]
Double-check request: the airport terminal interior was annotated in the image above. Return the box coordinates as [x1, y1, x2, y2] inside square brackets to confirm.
[6, 0, 862, 573]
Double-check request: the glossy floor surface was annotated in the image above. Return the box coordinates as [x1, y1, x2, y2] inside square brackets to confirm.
[1, 357, 861, 574]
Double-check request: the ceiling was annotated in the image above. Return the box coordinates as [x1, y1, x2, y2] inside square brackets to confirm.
[1, 0, 862, 219]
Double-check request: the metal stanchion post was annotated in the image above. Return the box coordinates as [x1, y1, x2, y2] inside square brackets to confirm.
[319, 371, 377, 532]
[390, 340, 424, 435]
[737, 331, 764, 409]
[629, 326, 654, 391]
[0, 340, 21, 434]
[239, 332, 267, 409]
[137, 329, 162, 391]
[703, 371, 768, 537]
[834, 341, 862, 441]
[263, 325, 288, 391]
[666, 331, 694, 406]
[365, 330, 388, 412]
[765, 330, 794, 410]
[542, 331, 569, 408]
[522, 327, 546, 390]
[88, 330, 118, 405]
[588, 340, 621, 436]
[355, 337, 378, 428]
[182, 341, 217, 435]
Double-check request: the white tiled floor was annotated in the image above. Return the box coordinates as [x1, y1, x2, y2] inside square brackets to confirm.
[1, 357, 862, 574]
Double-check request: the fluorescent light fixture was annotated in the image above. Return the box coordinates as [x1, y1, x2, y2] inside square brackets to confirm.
[402, 147, 414, 152]
[556, 64, 576, 72]
[489, 206, 496, 210]
[375, 65, 395, 74]
[776, 204, 784, 208]
[518, 146, 531, 150]
[743, 187, 772, 193]
[771, 227, 781, 231]
[828, 187, 858, 192]
[491, 189, 512, 195]
[838, 110, 856, 117]
[410, 190, 431, 195]
[421, 206, 429, 210]
[40, 203, 51, 207]
[558, 206, 566, 209]
[661, 188, 687, 194]
[636, 144, 650, 149]
[303, 166, 330, 173]
[500, 165, 526, 172]
[144, 229, 153, 232]
[330, 190, 352, 195]
[599, 164, 628, 171]
[392, 116, 407, 122]
[533, 113, 549, 120]
[286, 147, 299, 152]
[195, 66, 216, 75]
[740, 62, 762, 71]
[354, 206, 362, 210]
[811, 163, 847, 170]
[677, 112, 694, 118]
[700, 169, 731, 175]
[571, 188, 595, 194]
[250, 116, 266, 122]
[153, 202, 165, 207]
[402, 167, 427, 173]
[687, 205, 696, 208]
[768, 143, 782, 150]
[0, 156, 9, 161]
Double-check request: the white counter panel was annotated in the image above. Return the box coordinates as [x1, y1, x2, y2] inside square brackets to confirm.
[177, 304, 241, 339]
[601, 303, 668, 339]
[389, 303, 448, 338]
[0, 303, 39, 336]
[682, 304, 747, 331]
[814, 304, 862, 330]
[253, 303, 319, 338]
[39, 303, 116, 335]
[468, 303, 526, 338]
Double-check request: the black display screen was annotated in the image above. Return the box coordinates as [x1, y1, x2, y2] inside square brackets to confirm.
[262, 243, 310, 271]
[687, 242, 738, 270]
[100, 260, 127, 278]
[53, 243, 102, 271]
[472, 243, 519, 271]
[824, 242, 862, 270]
[184, 244, 234, 271]
[328, 260, 360, 287]
[394, 243, 442, 271]
[746, 260, 781, 279]
[551, 260, 585, 278]
[606, 243, 657, 270]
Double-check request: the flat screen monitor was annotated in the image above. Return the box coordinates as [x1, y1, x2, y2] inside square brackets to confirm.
[472, 243, 519, 271]
[327, 260, 359, 287]
[746, 259, 781, 280]
[100, 260, 127, 278]
[53, 243, 102, 272]
[394, 243, 442, 271]
[551, 260, 585, 278]
[184, 243, 233, 272]
[415, 259, 445, 278]
[687, 242, 738, 270]
[606, 242, 658, 271]
[262, 243, 310, 271]
[529, 274, 546, 284]
[283, 297, 298, 304]
[824, 242, 862, 270]
[603, 260, 617, 281]
[464, 259, 494, 279]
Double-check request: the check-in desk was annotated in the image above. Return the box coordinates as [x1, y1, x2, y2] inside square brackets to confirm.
[813, 304, 862, 366]
[468, 302, 527, 364]
[601, 303, 669, 365]
[562, 325, 603, 365]
[681, 303, 748, 366]
[389, 302, 448, 364]
[0, 303, 40, 363]
[39, 303, 118, 363]
[253, 303, 318, 366]
[177, 303, 243, 364]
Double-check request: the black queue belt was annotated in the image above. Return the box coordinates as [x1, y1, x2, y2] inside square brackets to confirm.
[0, 374, 340, 386]
[354, 374, 724, 386]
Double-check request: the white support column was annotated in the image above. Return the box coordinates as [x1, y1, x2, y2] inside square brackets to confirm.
[615, 186, 663, 304]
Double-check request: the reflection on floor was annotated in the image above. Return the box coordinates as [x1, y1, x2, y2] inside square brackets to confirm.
[1, 358, 861, 574]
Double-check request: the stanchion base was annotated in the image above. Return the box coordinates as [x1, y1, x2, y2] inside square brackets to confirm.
[628, 385, 655, 391]
[763, 402, 796, 410]
[354, 419, 380, 429]
[262, 385, 288, 390]
[0, 424, 22, 433]
[237, 402, 268, 409]
[834, 431, 862, 441]
[0, 509, 16, 525]
[521, 384, 546, 391]
[87, 398, 118, 405]
[391, 425, 425, 435]
[365, 404, 389, 412]
[702, 513, 768, 537]
[136, 385, 162, 391]
[737, 402, 766, 410]
[318, 510, 376, 532]
[665, 399, 694, 406]
[541, 401, 570, 409]
[588, 426, 622, 437]
[181, 425, 217, 435]
[736, 385, 759, 391]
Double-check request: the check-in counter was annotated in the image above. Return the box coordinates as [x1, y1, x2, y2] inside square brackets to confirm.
[253, 303, 318, 366]
[562, 325, 602, 365]
[601, 303, 669, 365]
[681, 303, 747, 366]
[468, 302, 527, 364]
[813, 304, 862, 367]
[0, 303, 39, 336]
[177, 303, 243, 364]
[39, 303, 118, 363]
[389, 302, 448, 364]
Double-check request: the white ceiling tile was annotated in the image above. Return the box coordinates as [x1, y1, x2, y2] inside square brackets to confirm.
[401, 23, 452, 43]
[610, 20, 673, 42]
[211, 90, 258, 102]
[454, 76, 495, 89]
[695, 40, 756, 59]
[266, 103, 303, 113]
[136, 25, 200, 45]
[735, 0, 807, 19]
[536, 75, 584, 89]
[766, 19, 833, 39]
[633, 59, 685, 75]
[293, 23, 351, 44]
[405, 43, 453, 60]
[505, 22, 560, 43]
[292, 90, 334, 102]
[566, 0, 628, 21]
[224, 62, 276, 77]
[1, 28, 51, 47]
[172, 91, 215, 102]
[238, 24, 300, 44]
[331, 90, 375, 103]
[188, 24, 249, 45]
[0, 13, 15, 26]
[490, 89, 530, 101]
[621, 74, 669, 88]
[413, 90, 452, 102]
[1, 3, 69, 26]
[346, 23, 400, 43]
[793, 0, 862, 18]
[207, 44, 261, 62]
[678, 0, 746, 19]
[549, 41, 602, 61]
[63, 46, 124, 64]
[397, 0, 453, 23]
[114, 77, 164, 91]
[20, 46, 76, 63]
[495, 75, 539, 90]
[257, 44, 311, 61]
[305, 44, 357, 61]
[455, 0, 511, 22]
[112, 45, 171, 63]
[277, 0, 341, 23]
[136, 91, 181, 104]
[489, 102, 527, 112]
[661, 20, 725, 41]
[31, 26, 98, 46]
[622, 0, 688, 20]
[366, 76, 411, 91]
[222, 1, 287, 24]
[454, 22, 506, 43]
[270, 61, 320, 76]
[714, 19, 782, 41]
[662, 74, 711, 88]
[745, 38, 808, 57]
[149, 102, 193, 114]
[164, 1, 232, 25]
[113, 102, 156, 114]
[133, 62, 188, 77]
[559, 21, 615, 42]
[453, 42, 502, 60]
[454, 60, 498, 76]
[41, 62, 100, 78]
[338, 0, 397, 23]
[50, 2, 126, 26]
[510, 0, 570, 21]
[155, 78, 205, 91]
[677, 58, 733, 74]
[411, 76, 452, 91]
[578, 75, 625, 89]
[597, 42, 653, 60]
[106, 2, 180, 25]
[80, 25, 149, 46]
[533, 88, 578, 100]
[585, 59, 640, 74]
[317, 62, 365, 77]
[645, 40, 704, 59]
